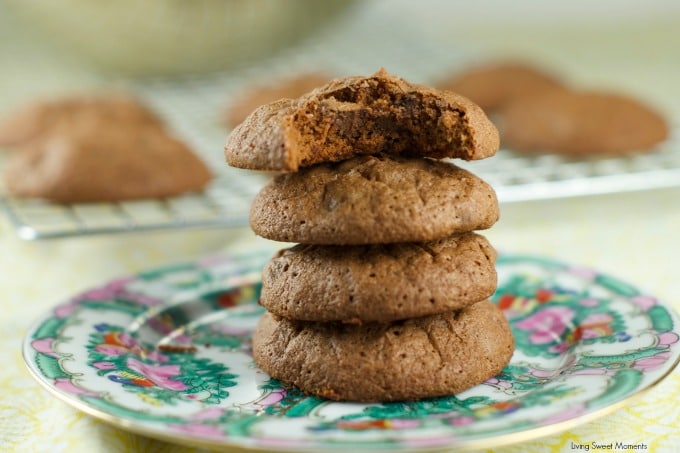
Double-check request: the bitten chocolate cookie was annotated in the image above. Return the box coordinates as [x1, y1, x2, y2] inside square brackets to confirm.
[225, 68, 499, 172]
[499, 90, 669, 155]
[0, 94, 165, 148]
[223, 72, 332, 128]
[436, 61, 564, 113]
[253, 300, 514, 402]
[261, 232, 497, 323]
[3, 127, 212, 203]
[250, 154, 499, 245]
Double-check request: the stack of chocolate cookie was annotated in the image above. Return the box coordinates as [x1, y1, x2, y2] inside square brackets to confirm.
[225, 69, 514, 402]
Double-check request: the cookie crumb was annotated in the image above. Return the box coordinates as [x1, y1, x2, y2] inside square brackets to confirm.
[158, 344, 197, 353]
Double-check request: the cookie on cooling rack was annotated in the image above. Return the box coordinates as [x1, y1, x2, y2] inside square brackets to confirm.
[0, 94, 165, 148]
[3, 126, 212, 203]
[260, 232, 497, 323]
[249, 154, 499, 245]
[253, 300, 514, 402]
[224, 68, 499, 172]
[436, 61, 565, 113]
[499, 90, 669, 155]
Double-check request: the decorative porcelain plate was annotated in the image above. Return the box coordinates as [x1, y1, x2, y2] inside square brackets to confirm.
[23, 252, 680, 451]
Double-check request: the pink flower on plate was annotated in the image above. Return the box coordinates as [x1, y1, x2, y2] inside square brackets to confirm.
[631, 295, 657, 311]
[569, 267, 597, 281]
[389, 419, 421, 429]
[634, 351, 671, 372]
[403, 435, 454, 448]
[75, 277, 162, 306]
[168, 406, 227, 438]
[112, 332, 136, 348]
[92, 361, 117, 370]
[54, 303, 78, 318]
[196, 255, 227, 267]
[75, 278, 132, 302]
[579, 313, 614, 339]
[190, 407, 225, 421]
[515, 306, 575, 344]
[485, 376, 513, 388]
[95, 344, 129, 356]
[126, 358, 187, 391]
[572, 368, 613, 377]
[54, 378, 99, 397]
[658, 332, 679, 346]
[251, 388, 287, 409]
[579, 297, 599, 308]
[145, 350, 170, 363]
[31, 338, 59, 358]
[449, 416, 475, 426]
[542, 404, 587, 424]
[170, 423, 225, 438]
[94, 330, 169, 362]
[549, 341, 571, 354]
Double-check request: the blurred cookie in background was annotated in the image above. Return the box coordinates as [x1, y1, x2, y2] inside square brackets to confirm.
[222, 72, 333, 128]
[436, 60, 669, 156]
[498, 90, 669, 156]
[1, 93, 212, 203]
[0, 94, 165, 148]
[435, 61, 565, 114]
[3, 125, 212, 203]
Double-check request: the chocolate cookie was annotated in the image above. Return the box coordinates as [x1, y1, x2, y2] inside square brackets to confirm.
[436, 61, 564, 113]
[250, 154, 499, 245]
[499, 90, 669, 155]
[252, 300, 514, 402]
[261, 232, 497, 323]
[225, 68, 499, 172]
[3, 126, 212, 203]
[0, 94, 165, 148]
[223, 72, 332, 128]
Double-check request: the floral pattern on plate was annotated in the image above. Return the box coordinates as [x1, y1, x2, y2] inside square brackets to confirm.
[23, 252, 680, 451]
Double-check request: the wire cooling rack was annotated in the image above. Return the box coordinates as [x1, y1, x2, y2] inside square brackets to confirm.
[1, 2, 679, 240]
[457, 129, 680, 203]
[3, 130, 679, 240]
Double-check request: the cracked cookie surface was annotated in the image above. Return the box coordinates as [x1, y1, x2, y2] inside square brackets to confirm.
[225, 68, 499, 172]
[222, 72, 332, 128]
[261, 232, 497, 322]
[249, 154, 499, 244]
[252, 300, 514, 402]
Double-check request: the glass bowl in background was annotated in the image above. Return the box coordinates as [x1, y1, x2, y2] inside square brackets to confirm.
[2, 0, 356, 76]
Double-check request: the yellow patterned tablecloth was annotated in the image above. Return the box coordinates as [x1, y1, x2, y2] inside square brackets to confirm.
[2, 1, 680, 452]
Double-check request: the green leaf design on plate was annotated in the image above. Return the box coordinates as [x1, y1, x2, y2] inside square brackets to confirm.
[648, 305, 674, 333]
[35, 353, 70, 379]
[80, 300, 147, 316]
[33, 317, 67, 339]
[587, 369, 642, 408]
[80, 395, 185, 423]
[86, 323, 238, 406]
[595, 273, 640, 297]
[498, 273, 628, 358]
